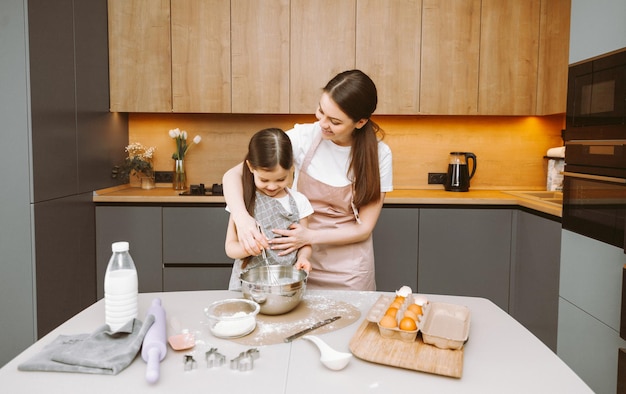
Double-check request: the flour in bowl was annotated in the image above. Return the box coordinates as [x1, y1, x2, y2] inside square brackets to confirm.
[211, 312, 256, 338]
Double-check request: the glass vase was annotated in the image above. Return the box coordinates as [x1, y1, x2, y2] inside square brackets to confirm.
[140, 175, 155, 190]
[173, 159, 187, 190]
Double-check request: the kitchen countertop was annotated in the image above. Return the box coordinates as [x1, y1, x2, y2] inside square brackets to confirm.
[93, 185, 562, 217]
[0, 290, 590, 393]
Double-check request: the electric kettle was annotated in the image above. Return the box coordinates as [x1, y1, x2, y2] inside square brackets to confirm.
[445, 152, 477, 192]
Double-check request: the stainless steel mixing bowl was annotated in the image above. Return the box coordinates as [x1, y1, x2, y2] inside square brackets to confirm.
[240, 265, 308, 315]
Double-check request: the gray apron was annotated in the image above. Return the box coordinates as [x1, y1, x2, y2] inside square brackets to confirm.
[228, 191, 300, 290]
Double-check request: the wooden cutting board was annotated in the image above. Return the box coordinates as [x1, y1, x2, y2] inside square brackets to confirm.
[349, 319, 464, 378]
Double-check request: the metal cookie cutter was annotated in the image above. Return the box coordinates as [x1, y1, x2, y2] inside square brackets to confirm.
[205, 347, 226, 368]
[230, 348, 260, 371]
[183, 354, 197, 371]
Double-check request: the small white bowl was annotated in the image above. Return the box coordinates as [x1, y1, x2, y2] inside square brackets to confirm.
[204, 298, 260, 338]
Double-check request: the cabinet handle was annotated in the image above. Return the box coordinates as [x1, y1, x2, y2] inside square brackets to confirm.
[619, 348, 626, 393]
[621, 266, 626, 340]
[563, 171, 626, 184]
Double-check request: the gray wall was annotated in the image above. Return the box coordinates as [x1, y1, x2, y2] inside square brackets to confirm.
[0, 0, 37, 366]
[569, 0, 626, 63]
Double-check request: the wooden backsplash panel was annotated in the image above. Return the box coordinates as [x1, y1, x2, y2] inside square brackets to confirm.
[129, 113, 564, 190]
[377, 115, 564, 189]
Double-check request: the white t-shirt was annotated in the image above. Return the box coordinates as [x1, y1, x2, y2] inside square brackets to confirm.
[279, 188, 314, 218]
[226, 187, 313, 219]
[286, 122, 393, 192]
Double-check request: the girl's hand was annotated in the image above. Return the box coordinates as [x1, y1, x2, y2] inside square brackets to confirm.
[233, 213, 269, 255]
[270, 223, 310, 255]
[294, 257, 312, 273]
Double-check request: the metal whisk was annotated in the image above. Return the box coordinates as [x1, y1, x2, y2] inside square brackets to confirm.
[257, 223, 279, 285]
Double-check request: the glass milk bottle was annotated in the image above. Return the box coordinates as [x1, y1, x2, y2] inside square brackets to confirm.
[104, 241, 138, 331]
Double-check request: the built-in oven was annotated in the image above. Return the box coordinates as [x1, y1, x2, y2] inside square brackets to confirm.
[562, 140, 626, 250]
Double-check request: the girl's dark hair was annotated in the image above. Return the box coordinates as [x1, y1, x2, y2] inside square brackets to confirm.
[324, 69, 384, 208]
[242, 128, 294, 215]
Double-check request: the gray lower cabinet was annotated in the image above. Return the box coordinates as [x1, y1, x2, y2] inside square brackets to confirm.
[35, 194, 97, 336]
[509, 210, 561, 352]
[162, 207, 230, 265]
[418, 208, 513, 312]
[96, 206, 163, 298]
[373, 207, 419, 291]
[558, 230, 626, 394]
[162, 206, 232, 291]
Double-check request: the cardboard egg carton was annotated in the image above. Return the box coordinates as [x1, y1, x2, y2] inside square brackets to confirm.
[420, 302, 470, 350]
[367, 295, 470, 349]
[366, 294, 422, 343]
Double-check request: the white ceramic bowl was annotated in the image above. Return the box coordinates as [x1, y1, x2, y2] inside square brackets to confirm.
[204, 298, 260, 338]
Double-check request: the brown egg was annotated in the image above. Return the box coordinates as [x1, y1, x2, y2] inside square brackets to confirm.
[403, 309, 419, 322]
[385, 307, 399, 317]
[389, 301, 403, 310]
[394, 296, 405, 304]
[399, 317, 417, 331]
[379, 315, 398, 328]
[407, 303, 423, 316]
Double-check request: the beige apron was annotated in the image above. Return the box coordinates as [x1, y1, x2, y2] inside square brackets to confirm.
[298, 134, 376, 290]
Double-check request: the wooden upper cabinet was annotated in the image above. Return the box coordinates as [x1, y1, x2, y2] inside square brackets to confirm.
[290, 0, 356, 114]
[171, 0, 231, 113]
[108, 0, 171, 112]
[420, 0, 480, 115]
[231, 0, 290, 114]
[106, 0, 569, 116]
[357, 0, 422, 115]
[478, 0, 541, 115]
[536, 0, 571, 115]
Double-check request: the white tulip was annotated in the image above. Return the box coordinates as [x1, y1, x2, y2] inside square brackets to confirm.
[181, 130, 188, 139]
[193, 135, 202, 144]
[169, 128, 180, 138]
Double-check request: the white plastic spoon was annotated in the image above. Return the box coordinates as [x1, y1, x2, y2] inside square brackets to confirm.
[302, 335, 352, 371]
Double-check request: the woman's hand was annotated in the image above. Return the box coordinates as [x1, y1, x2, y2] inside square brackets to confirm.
[233, 212, 269, 255]
[270, 222, 311, 255]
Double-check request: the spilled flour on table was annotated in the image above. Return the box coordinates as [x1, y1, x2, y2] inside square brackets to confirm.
[230, 295, 361, 346]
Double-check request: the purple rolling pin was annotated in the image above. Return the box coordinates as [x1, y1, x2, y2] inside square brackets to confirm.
[142, 298, 167, 384]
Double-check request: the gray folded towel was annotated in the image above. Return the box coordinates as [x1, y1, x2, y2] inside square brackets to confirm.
[18, 315, 155, 375]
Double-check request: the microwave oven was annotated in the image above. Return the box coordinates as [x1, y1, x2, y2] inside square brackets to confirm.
[564, 48, 626, 141]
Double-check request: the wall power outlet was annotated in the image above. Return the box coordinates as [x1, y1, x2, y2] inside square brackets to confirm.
[155, 171, 173, 183]
[428, 173, 447, 184]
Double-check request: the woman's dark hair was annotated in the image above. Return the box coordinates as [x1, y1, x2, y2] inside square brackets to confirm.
[324, 69, 384, 208]
[242, 128, 293, 215]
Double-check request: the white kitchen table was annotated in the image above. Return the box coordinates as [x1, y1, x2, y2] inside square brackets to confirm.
[0, 290, 591, 393]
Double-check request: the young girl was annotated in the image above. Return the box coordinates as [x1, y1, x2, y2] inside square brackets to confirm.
[225, 128, 313, 290]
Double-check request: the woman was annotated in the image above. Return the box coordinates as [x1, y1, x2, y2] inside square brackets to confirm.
[223, 70, 393, 290]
